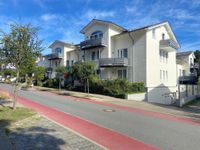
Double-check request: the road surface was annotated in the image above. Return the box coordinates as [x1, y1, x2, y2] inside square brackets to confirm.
[0, 83, 200, 150]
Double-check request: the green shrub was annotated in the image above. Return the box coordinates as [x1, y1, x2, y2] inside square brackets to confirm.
[88, 77, 145, 99]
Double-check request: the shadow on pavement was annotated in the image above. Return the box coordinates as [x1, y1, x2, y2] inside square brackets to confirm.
[0, 119, 66, 150]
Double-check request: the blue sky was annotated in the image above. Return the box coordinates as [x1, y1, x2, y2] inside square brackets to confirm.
[0, 0, 200, 54]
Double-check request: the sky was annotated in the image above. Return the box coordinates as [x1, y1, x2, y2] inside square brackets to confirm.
[0, 0, 200, 54]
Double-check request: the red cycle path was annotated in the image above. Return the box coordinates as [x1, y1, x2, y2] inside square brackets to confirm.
[17, 95, 159, 150]
[39, 90, 200, 127]
[0, 87, 159, 150]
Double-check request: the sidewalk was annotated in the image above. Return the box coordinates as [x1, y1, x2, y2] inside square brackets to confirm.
[0, 129, 12, 150]
[35, 86, 200, 122]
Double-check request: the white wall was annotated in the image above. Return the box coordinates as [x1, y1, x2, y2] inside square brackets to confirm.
[146, 26, 177, 88]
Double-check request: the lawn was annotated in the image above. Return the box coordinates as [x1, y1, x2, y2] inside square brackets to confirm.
[0, 107, 36, 128]
[184, 98, 200, 107]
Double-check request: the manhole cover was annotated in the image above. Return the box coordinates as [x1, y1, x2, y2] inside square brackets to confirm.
[103, 109, 116, 112]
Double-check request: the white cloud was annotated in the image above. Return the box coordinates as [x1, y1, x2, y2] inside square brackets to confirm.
[40, 14, 60, 22]
[84, 9, 115, 20]
[180, 41, 200, 51]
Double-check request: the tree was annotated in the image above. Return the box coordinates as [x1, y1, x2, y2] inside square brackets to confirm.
[0, 23, 43, 109]
[55, 66, 67, 91]
[72, 62, 95, 93]
[33, 66, 45, 86]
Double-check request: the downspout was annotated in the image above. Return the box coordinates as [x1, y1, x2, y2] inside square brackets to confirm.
[128, 32, 135, 83]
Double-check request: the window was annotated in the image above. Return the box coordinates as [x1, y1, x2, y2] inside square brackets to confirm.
[160, 50, 162, 62]
[183, 70, 186, 76]
[118, 70, 123, 79]
[71, 60, 74, 66]
[118, 50, 120, 58]
[118, 69, 127, 79]
[90, 31, 103, 39]
[123, 70, 127, 79]
[66, 60, 70, 67]
[162, 33, 165, 40]
[118, 48, 128, 58]
[166, 53, 168, 63]
[160, 70, 168, 81]
[152, 29, 156, 39]
[160, 50, 168, 63]
[190, 58, 193, 65]
[92, 51, 96, 60]
[123, 49, 128, 58]
[97, 51, 100, 59]
[55, 47, 62, 53]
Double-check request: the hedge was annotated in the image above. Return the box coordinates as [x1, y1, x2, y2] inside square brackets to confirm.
[71, 77, 145, 99]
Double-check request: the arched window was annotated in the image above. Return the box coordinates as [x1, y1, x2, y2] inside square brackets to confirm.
[55, 47, 62, 53]
[90, 31, 103, 39]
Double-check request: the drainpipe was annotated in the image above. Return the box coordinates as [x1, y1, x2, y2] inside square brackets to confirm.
[128, 32, 135, 83]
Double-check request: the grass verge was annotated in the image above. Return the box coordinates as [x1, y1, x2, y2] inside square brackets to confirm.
[0, 107, 36, 130]
[183, 98, 200, 107]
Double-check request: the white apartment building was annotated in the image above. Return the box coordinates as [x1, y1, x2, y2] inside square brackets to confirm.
[176, 51, 198, 84]
[37, 40, 79, 78]
[41, 19, 182, 104]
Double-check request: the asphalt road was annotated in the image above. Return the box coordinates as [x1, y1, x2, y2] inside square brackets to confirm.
[1, 83, 200, 150]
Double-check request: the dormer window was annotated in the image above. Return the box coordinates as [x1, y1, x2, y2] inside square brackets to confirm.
[90, 31, 103, 39]
[55, 47, 62, 54]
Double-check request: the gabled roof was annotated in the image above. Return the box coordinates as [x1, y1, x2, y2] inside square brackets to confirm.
[113, 21, 180, 48]
[80, 19, 127, 34]
[176, 51, 195, 59]
[176, 51, 193, 56]
[49, 40, 76, 48]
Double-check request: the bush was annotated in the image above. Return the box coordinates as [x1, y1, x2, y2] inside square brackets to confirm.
[88, 78, 145, 99]
[43, 78, 59, 88]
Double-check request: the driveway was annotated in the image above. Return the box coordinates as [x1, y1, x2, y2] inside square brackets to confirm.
[1, 83, 200, 150]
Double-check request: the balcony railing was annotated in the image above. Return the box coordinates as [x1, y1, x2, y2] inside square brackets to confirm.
[99, 58, 128, 67]
[46, 53, 63, 60]
[190, 63, 199, 69]
[160, 39, 179, 52]
[46, 67, 53, 72]
[80, 38, 106, 50]
[179, 75, 197, 82]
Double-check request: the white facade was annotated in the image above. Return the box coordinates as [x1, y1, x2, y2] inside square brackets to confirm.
[79, 19, 180, 104]
[38, 40, 79, 78]
[42, 19, 192, 104]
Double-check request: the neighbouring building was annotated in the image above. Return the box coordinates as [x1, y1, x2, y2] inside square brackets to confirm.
[39, 19, 200, 105]
[37, 40, 79, 78]
[176, 51, 199, 84]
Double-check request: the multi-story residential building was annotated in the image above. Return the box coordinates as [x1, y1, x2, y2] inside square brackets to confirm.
[41, 19, 182, 104]
[79, 19, 180, 104]
[176, 51, 199, 84]
[38, 40, 79, 78]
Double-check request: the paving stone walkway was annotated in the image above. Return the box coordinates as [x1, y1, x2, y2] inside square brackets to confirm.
[7, 115, 104, 150]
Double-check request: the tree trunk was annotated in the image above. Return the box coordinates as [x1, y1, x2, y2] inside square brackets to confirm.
[87, 78, 89, 94]
[13, 70, 20, 110]
[59, 76, 61, 91]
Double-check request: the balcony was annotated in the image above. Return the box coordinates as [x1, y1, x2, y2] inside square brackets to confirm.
[80, 38, 106, 50]
[99, 58, 128, 67]
[46, 53, 63, 60]
[179, 75, 198, 84]
[190, 63, 199, 69]
[46, 67, 53, 72]
[160, 39, 179, 52]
